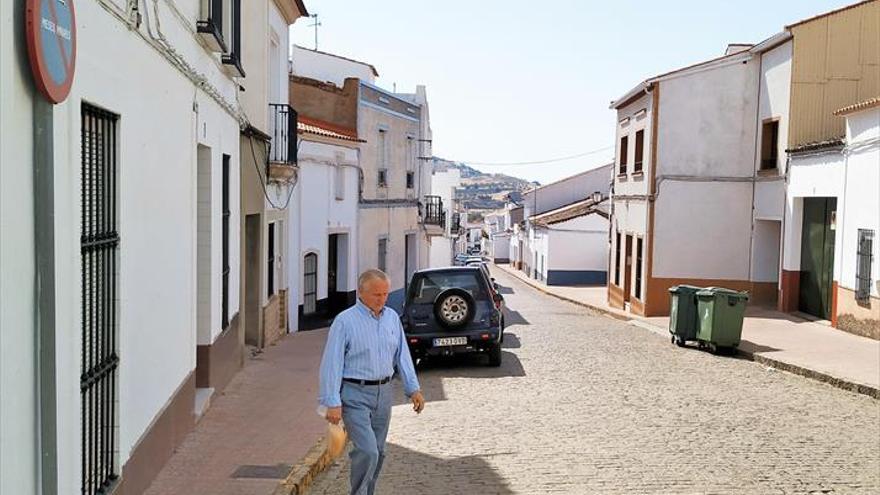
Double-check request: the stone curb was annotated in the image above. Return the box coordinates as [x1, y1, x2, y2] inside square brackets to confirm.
[494, 263, 880, 401]
[273, 436, 346, 495]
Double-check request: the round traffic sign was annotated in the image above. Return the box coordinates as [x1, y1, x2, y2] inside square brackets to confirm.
[26, 0, 77, 104]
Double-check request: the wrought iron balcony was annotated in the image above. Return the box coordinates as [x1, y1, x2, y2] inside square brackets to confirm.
[267, 103, 298, 181]
[451, 212, 462, 235]
[422, 195, 446, 229]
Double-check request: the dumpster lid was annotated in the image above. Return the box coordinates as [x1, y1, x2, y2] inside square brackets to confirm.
[696, 287, 749, 299]
[668, 284, 703, 293]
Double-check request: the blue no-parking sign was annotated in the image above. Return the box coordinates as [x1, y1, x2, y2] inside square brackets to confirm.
[26, 0, 76, 104]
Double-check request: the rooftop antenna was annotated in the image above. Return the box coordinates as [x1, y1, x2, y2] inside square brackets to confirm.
[309, 14, 321, 51]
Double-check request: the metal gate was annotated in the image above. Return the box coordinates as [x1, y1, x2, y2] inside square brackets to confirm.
[799, 197, 836, 319]
[81, 104, 119, 494]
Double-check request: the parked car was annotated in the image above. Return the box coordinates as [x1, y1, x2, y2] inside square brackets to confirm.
[401, 267, 505, 366]
[453, 253, 469, 266]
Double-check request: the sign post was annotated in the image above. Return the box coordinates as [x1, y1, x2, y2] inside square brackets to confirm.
[25, 2, 76, 493]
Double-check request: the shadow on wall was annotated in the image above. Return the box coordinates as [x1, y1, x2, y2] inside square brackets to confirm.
[377, 443, 516, 494]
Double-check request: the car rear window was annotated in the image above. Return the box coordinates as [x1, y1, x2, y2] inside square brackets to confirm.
[411, 272, 487, 304]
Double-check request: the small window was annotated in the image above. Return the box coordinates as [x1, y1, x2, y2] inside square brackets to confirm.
[335, 165, 345, 200]
[856, 229, 874, 303]
[378, 238, 388, 272]
[634, 130, 644, 173]
[635, 237, 643, 300]
[378, 169, 388, 188]
[618, 135, 628, 175]
[406, 171, 414, 189]
[377, 129, 387, 169]
[761, 120, 779, 170]
[220, 0, 244, 77]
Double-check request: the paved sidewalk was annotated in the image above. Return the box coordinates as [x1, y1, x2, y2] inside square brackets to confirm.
[145, 329, 329, 495]
[494, 263, 880, 398]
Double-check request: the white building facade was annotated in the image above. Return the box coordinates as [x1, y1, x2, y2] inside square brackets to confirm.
[782, 100, 880, 337]
[0, 0, 309, 493]
[609, 45, 782, 316]
[427, 161, 465, 267]
[291, 49, 433, 312]
[521, 165, 612, 285]
[289, 118, 362, 331]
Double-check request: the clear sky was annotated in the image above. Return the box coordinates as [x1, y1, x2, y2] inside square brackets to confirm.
[291, 1, 854, 186]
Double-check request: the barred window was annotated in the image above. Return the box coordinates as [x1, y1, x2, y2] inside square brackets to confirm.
[81, 103, 120, 495]
[304, 253, 318, 314]
[856, 229, 874, 303]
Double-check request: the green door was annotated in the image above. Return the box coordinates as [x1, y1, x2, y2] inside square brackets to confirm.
[799, 197, 836, 319]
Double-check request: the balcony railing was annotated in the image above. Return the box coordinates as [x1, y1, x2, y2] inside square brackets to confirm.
[423, 195, 446, 228]
[269, 103, 297, 165]
[451, 212, 462, 234]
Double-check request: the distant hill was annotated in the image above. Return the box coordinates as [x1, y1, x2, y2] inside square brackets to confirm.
[432, 157, 538, 220]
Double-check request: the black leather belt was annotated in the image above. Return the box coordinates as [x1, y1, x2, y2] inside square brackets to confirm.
[343, 376, 392, 386]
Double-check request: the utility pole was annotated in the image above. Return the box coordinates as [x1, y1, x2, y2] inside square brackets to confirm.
[309, 14, 321, 51]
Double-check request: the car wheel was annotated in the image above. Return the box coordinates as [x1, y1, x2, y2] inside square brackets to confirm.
[487, 344, 502, 367]
[433, 288, 476, 329]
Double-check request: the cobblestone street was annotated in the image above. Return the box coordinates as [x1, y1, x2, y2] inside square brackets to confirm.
[308, 267, 880, 494]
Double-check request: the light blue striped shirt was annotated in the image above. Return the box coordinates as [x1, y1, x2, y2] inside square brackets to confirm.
[318, 299, 421, 408]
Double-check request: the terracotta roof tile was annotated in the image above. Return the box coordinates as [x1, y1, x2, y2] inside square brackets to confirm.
[297, 116, 364, 143]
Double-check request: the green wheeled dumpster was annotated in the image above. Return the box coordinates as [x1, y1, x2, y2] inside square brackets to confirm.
[668, 285, 701, 347]
[695, 287, 749, 353]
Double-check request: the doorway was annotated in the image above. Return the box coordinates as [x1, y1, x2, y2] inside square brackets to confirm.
[799, 197, 836, 320]
[244, 214, 263, 347]
[624, 234, 633, 303]
[328, 234, 340, 314]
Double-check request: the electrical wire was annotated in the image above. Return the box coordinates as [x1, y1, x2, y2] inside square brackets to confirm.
[248, 134, 298, 211]
[458, 145, 615, 167]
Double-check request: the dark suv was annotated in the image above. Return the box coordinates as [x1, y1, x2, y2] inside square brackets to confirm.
[401, 267, 505, 366]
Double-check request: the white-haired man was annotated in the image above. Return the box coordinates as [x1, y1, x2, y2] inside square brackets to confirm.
[318, 269, 425, 495]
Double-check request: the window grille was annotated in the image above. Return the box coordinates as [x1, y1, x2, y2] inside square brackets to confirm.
[80, 103, 120, 495]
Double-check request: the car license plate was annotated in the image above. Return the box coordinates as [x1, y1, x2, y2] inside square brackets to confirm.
[433, 337, 467, 347]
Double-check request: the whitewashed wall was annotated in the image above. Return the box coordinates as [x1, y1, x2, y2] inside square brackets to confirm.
[289, 140, 360, 331]
[781, 150, 845, 274]
[523, 164, 612, 218]
[492, 233, 511, 260]
[652, 54, 759, 281]
[0, 0, 38, 491]
[545, 215, 609, 272]
[840, 108, 879, 296]
[2, 1, 243, 492]
[292, 45, 377, 87]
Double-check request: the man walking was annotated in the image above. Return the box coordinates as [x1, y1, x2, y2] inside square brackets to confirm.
[319, 269, 425, 495]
